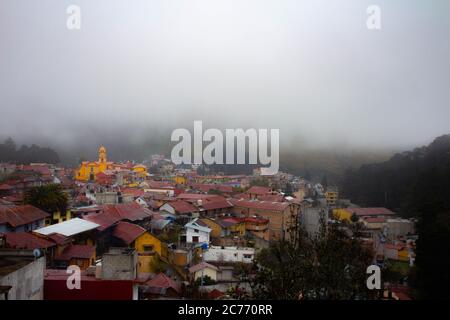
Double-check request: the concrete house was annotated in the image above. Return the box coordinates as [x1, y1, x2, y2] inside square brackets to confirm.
[184, 218, 211, 244]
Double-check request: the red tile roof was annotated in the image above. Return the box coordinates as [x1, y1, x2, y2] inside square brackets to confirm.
[147, 181, 174, 189]
[164, 200, 198, 214]
[112, 221, 146, 244]
[208, 289, 224, 299]
[45, 233, 69, 245]
[20, 164, 52, 176]
[230, 198, 290, 212]
[1, 195, 23, 204]
[101, 202, 152, 221]
[83, 211, 120, 231]
[364, 217, 386, 223]
[145, 273, 180, 294]
[246, 186, 271, 195]
[189, 184, 234, 194]
[56, 244, 96, 260]
[384, 243, 406, 251]
[201, 198, 233, 211]
[259, 194, 284, 202]
[0, 204, 49, 228]
[221, 217, 241, 225]
[121, 188, 145, 198]
[233, 193, 251, 199]
[189, 262, 218, 273]
[243, 216, 270, 224]
[346, 207, 396, 217]
[5, 232, 56, 250]
[0, 184, 13, 191]
[177, 193, 220, 201]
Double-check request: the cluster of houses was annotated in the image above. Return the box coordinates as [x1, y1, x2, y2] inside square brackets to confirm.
[0, 146, 417, 300]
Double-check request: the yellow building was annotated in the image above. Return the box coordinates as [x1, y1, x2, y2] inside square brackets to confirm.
[75, 145, 114, 181]
[112, 221, 167, 273]
[173, 175, 187, 185]
[333, 208, 352, 222]
[325, 189, 339, 206]
[199, 218, 246, 238]
[75, 145, 147, 182]
[135, 232, 164, 256]
[199, 218, 222, 238]
[132, 164, 148, 180]
[229, 220, 246, 237]
[134, 231, 168, 274]
[45, 210, 72, 225]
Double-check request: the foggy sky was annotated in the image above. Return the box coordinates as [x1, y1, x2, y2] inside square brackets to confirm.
[1, 0, 450, 153]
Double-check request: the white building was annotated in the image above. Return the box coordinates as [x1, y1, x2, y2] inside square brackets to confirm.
[184, 218, 211, 244]
[203, 246, 255, 263]
[34, 218, 100, 237]
[300, 207, 326, 237]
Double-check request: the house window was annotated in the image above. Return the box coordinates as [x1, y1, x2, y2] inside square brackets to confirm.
[243, 254, 253, 259]
[194, 229, 199, 233]
[143, 244, 154, 251]
[192, 236, 199, 243]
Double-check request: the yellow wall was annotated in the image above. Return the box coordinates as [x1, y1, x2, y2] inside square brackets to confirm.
[75, 162, 104, 181]
[398, 249, 410, 261]
[333, 208, 352, 221]
[47, 210, 72, 225]
[230, 222, 246, 236]
[133, 166, 148, 178]
[199, 219, 246, 237]
[75, 145, 111, 181]
[326, 191, 338, 205]
[199, 219, 222, 238]
[134, 232, 163, 256]
[173, 175, 187, 185]
[75, 145, 147, 182]
[138, 254, 158, 273]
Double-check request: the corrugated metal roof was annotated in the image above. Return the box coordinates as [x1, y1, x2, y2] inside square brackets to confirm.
[230, 198, 289, 211]
[112, 221, 146, 244]
[0, 204, 49, 228]
[5, 232, 56, 249]
[55, 244, 96, 260]
[34, 218, 100, 236]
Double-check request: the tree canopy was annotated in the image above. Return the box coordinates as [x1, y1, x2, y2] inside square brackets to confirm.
[250, 220, 375, 300]
[23, 184, 68, 214]
[0, 137, 60, 164]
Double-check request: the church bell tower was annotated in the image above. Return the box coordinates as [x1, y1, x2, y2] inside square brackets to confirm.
[98, 145, 107, 163]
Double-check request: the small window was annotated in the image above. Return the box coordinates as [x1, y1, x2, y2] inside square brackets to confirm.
[143, 245, 154, 251]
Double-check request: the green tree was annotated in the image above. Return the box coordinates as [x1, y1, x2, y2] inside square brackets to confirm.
[194, 275, 216, 286]
[250, 220, 375, 300]
[23, 184, 68, 214]
[250, 177, 269, 187]
[412, 166, 450, 299]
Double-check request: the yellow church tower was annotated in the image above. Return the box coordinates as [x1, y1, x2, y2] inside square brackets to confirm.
[98, 145, 107, 171]
[75, 145, 110, 181]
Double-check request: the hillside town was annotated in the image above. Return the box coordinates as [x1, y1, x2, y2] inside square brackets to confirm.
[0, 146, 417, 300]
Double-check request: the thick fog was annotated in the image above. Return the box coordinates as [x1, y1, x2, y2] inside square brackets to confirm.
[1, 0, 449, 155]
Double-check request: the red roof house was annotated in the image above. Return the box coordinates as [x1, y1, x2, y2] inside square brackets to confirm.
[4, 232, 56, 250]
[0, 204, 49, 232]
[112, 221, 146, 245]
